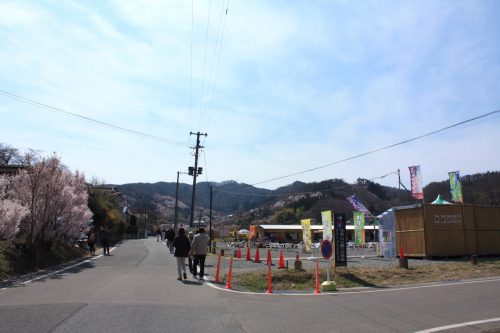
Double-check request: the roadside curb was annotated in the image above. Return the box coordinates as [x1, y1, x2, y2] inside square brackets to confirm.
[0, 243, 119, 290]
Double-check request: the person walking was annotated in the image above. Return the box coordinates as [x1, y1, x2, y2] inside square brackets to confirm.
[87, 226, 96, 256]
[191, 227, 208, 279]
[166, 227, 175, 253]
[100, 226, 110, 256]
[156, 227, 161, 242]
[173, 228, 191, 281]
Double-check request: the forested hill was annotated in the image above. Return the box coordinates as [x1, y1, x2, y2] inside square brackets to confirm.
[424, 171, 500, 206]
[117, 171, 500, 225]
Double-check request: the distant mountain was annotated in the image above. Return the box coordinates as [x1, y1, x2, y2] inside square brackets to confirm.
[116, 171, 500, 227]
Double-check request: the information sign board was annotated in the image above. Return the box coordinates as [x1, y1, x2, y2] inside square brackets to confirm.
[334, 213, 347, 266]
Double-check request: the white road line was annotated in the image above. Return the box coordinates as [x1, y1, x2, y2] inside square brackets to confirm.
[0, 246, 117, 291]
[204, 276, 500, 296]
[414, 317, 500, 332]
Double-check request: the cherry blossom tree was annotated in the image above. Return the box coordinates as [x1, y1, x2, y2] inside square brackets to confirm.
[0, 176, 28, 239]
[8, 155, 92, 250]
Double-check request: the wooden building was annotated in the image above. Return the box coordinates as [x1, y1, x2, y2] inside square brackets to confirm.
[395, 204, 500, 257]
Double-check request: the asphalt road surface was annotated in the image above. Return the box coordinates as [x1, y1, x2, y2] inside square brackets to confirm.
[1, 238, 499, 333]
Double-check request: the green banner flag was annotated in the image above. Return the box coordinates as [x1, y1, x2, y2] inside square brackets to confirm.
[353, 211, 365, 245]
[448, 171, 463, 203]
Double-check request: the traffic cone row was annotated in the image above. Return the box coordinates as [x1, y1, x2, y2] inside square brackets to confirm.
[278, 250, 285, 269]
[219, 249, 323, 295]
[265, 262, 273, 294]
[225, 257, 233, 289]
[314, 259, 321, 294]
[246, 246, 251, 261]
[254, 247, 261, 263]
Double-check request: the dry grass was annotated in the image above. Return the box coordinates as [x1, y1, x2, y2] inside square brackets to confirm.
[229, 258, 500, 292]
[0, 240, 88, 281]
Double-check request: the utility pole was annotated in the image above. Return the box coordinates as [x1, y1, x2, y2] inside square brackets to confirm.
[174, 171, 180, 235]
[209, 185, 213, 253]
[188, 131, 207, 228]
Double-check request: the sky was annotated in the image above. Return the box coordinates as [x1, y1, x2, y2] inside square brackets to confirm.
[1, 0, 499, 191]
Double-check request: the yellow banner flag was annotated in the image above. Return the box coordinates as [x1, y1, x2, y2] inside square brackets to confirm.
[301, 218, 311, 252]
[321, 210, 333, 241]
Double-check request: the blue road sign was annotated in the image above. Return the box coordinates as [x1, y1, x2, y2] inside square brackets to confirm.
[321, 239, 333, 259]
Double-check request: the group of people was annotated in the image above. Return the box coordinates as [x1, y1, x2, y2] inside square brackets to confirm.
[85, 225, 111, 256]
[172, 227, 208, 281]
[86, 223, 207, 281]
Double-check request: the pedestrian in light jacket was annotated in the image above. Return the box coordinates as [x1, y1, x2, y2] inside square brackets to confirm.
[191, 227, 208, 279]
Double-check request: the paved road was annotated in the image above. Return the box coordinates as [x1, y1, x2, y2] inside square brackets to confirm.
[1, 238, 499, 333]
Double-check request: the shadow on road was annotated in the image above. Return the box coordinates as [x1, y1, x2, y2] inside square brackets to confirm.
[182, 280, 204, 286]
[0, 257, 97, 289]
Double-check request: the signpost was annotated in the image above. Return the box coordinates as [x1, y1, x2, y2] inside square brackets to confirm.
[334, 213, 347, 267]
[320, 239, 336, 291]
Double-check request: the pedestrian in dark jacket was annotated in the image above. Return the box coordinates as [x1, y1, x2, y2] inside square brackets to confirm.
[173, 228, 191, 280]
[100, 226, 110, 255]
[166, 228, 175, 252]
[87, 226, 96, 256]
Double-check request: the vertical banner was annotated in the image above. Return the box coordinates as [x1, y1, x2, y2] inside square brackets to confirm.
[448, 171, 463, 203]
[249, 225, 256, 239]
[321, 210, 333, 242]
[409, 165, 424, 200]
[353, 211, 365, 245]
[301, 218, 311, 252]
[334, 213, 347, 266]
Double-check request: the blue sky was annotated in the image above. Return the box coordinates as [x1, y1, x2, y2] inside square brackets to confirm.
[1, 0, 499, 190]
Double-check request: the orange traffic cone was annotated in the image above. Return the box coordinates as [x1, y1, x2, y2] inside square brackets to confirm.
[237, 247, 242, 259]
[254, 247, 261, 263]
[314, 259, 321, 294]
[267, 249, 272, 266]
[278, 250, 285, 269]
[225, 258, 233, 289]
[246, 246, 251, 261]
[265, 262, 273, 294]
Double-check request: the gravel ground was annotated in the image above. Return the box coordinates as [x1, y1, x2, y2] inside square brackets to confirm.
[200, 244, 454, 276]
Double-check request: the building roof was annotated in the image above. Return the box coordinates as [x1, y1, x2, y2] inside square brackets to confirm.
[258, 224, 378, 231]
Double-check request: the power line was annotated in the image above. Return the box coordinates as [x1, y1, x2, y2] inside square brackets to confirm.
[203, 0, 230, 134]
[0, 89, 187, 146]
[212, 109, 500, 195]
[198, 0, 213, 130]
[250, 109, 500, 187]
[214, 170, 406, 198]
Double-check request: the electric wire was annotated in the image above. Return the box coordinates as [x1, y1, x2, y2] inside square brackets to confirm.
[198, 0, 213, 130]
[212, 109, 500, 195]
[249, 109, 500, 187]
[203, 0, 229, 136]
[214, 170, 405, 198]
[0, 89, 187, 146]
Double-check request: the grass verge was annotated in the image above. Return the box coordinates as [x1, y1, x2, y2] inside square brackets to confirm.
[229, 258, 500, 292]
